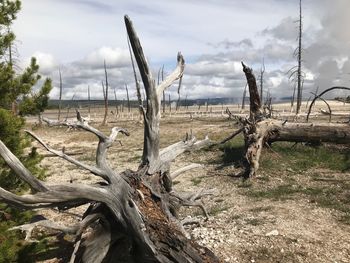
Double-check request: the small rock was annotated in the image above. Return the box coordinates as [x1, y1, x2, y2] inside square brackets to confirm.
[266, 230, 279, 236]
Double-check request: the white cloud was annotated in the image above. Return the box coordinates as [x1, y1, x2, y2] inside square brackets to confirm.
[12, 0, 350, 101]
[77, 47, 130, 69]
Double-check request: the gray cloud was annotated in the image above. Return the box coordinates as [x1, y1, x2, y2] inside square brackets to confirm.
[16, 0, 350, 101]
[261, 17, 297, 41]
[208, 38, 253, 49]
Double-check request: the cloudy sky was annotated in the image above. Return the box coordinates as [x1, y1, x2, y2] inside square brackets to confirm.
[12, 0, 350, 101]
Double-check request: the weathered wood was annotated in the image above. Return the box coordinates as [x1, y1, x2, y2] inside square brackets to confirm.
[127, 36, 143, 117]
[58, 68, 63, 120]
[239, 62, 350, 178]
[125, 84, 131, 113]
[87, 85, 91, 115]
[306, 86, 350, 122]
[102, 61, 109, 125]
[0, 15, 219, 263]
[242, 62, 261, 119]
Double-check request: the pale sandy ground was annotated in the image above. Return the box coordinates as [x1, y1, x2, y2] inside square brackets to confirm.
[24, 100, 350, 262]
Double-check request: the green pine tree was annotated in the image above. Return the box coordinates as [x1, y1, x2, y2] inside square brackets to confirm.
[0, 1, 53, 261]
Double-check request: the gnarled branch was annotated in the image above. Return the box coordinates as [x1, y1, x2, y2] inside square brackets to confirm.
[0, 140, 48, 192]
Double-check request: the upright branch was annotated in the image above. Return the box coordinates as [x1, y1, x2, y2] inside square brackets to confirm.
[58, 68, 63, 120]
[102, 60, 109, 125]
[242, 62, 262, 119]
[125, 15, 185, 171]
[127, 37, 143, 116]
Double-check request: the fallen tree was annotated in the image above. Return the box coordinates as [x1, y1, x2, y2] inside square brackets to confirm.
[0, 16, 219, 263]
[232, 62, 350, 178]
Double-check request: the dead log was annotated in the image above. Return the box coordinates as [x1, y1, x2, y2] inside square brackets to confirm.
[238, 63, 350, 178]
[0, 16, 219, 263]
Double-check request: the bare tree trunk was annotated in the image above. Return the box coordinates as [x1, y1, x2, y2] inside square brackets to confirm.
[102, 60, 109, 126]
[58, 68, 63, 120]
[0, 15, 219, 263]
[176, 76, 183, 112]
[87, 85, 91, 115]
[237, 62, 350, 178]
[296, 0, 303, 114]
[128, 37, 143, 119]
[241, 83, 247, 110]
[259, 58, 265, 103]
[65, 94, 75, 121]
[125, 84, 130, 113]
[113, 87, 119, 117]
[169, 94, 171, 113]
[162, 67, 165, 114]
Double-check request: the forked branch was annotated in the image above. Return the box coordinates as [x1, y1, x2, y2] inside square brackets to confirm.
[157, 53, 185, 97]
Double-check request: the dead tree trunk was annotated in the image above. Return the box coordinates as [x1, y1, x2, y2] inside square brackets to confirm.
[259, 58, 265, 103]
[87, 85, 91, 115]
[241, 83, 247, 111]
[128, 37, 143, 120]
[113, 87, 119, 117]
[0, 15, 219, 263]
[296, 0, 303, 114]
[65, 93, 75, 121]
[169, 94, 171, 113]
[58, 68, 63, 120]
[102, 60, 109, 126]
[162, 66, 165, 114]
[125, 84, 131, 113]
[236, 63, 350, 178]
[176, 76, 183, 111]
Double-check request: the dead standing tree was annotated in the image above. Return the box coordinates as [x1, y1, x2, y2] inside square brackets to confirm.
[58, 68, 63, 120]
[102, 60, 109, 126]
[87, 85, 91, 115]
[259, 58, 265, 104]
[0, 16, 219, 263]
[288, 0, 304, 114]
[234, 63, 350, 178]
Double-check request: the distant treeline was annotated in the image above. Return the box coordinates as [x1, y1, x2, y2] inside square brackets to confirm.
[48, 97, 292, 109]
[48, 98, 239, 109]
[334, 96, 350, 103]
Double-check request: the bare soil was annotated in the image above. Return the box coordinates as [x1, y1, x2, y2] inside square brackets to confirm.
[25, 101, 350, 263]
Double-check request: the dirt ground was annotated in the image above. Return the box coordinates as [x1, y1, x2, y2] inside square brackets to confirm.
[25, 101, 350, 263]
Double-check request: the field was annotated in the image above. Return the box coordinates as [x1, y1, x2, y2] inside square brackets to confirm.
[24, 100, 350, 262]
